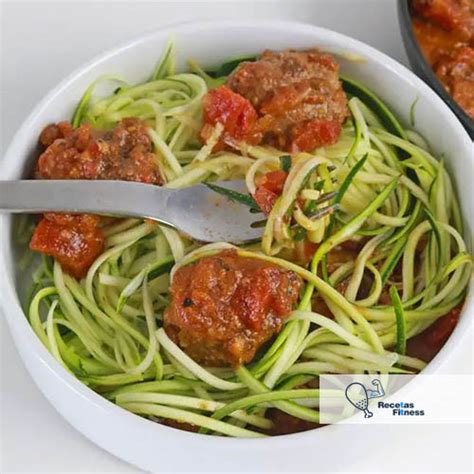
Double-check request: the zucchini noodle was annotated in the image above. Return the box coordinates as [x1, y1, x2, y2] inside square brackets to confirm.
[26, 40, 471, 437]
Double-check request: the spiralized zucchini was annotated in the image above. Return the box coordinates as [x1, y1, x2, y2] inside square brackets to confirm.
[28, 40, 471, 437]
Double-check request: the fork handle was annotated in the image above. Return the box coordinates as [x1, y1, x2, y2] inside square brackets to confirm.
[0, 180, 175, 226]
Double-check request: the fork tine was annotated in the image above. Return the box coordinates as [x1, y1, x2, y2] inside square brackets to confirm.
[312, 191, 338, 205]
[250, 219, 268, 228]
[251, 202, 339, 229]
[307, 203, 340, 219]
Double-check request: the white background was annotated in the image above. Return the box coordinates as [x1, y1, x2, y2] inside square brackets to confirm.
[0, 1, 472, 473]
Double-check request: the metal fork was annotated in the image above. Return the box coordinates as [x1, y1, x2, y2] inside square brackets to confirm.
[0, 179, 336, 243]
[0, 180, 265, 243]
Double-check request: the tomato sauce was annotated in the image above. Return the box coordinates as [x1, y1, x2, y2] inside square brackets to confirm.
[164, 250, 302, 367]
[411, 0, 474, 118]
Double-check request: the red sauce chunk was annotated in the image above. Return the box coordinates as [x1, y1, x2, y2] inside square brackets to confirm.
[201, 85, 258, 147]
[30, 213, 104, 279]
[290, 119, 342, 152]
[253, 170, 288, 214]
[164, 250, 302, 367]
[30, 117, 162, 278]
[225, 49, 349, 151]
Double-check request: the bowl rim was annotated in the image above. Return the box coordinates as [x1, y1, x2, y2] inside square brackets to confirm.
[396, 0, 474, 137]
[0, 18, 472, 466]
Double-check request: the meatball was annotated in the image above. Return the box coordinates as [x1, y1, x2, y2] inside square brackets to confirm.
[30, 117, 163, 278]
[36, 117, 162, 185]
[164, 250, 302, 367]
[226, 49, 349, 151]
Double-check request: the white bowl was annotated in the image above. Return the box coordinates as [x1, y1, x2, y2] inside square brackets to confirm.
[0, 20, 472, 472]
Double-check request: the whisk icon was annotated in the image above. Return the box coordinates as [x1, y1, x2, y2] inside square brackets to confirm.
[345, 380, 384, 418]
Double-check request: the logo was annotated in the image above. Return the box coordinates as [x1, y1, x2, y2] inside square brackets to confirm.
[345, 379, 385, 418]
[320, 374, 450, 424]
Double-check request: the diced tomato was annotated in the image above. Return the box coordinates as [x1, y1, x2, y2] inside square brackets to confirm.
[254, 186, 279, 215]
[253, 170, 288, 214]
[30, 213, 104, 279]
[290, 120, 342, 152]
[257, 170, 288, 194]
[201, 86, 257, 145]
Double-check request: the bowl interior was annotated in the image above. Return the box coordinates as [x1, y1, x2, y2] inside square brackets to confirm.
[1, 20, 472, 472]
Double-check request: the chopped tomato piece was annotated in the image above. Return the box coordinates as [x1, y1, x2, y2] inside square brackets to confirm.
[290, 120, 342, 152]
[257, 170, 288, 194]
[30, 213, 104, 279]
[253, 170, 288, 214]
[201, 85, 257, 145]
[254, 186, 279, 215]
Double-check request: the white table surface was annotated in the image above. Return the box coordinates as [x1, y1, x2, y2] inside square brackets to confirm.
[0, 1, 472, 473]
